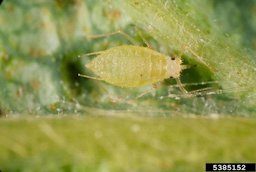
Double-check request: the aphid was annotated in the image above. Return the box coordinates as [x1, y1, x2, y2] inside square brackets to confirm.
[79, 45, 186, 89]
[78, 30, 189, 96]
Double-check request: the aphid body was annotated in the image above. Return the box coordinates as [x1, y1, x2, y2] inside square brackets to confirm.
[85, 45, 182, 88]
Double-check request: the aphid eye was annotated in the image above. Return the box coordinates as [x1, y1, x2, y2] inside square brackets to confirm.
[171, 57, 176, 60]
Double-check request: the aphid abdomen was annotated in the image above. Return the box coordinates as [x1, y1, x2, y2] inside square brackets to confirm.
[86, 45, 170, 87]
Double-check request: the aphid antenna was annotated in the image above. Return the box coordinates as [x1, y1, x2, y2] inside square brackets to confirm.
[188, 49, 212, 69]
[86, 30, 137, 45]
[167, 80, 231, 90]
[180, 80, 242, 90]
[166, 84, 255, 99]
[178, 43, 210, 69]
[78, 73, 103, 81]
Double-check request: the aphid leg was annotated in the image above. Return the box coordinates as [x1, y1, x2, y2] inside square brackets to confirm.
[136, 87, 154, 99]
[107, 94, 135, 106]
[187, 87, 216, 97]
[135, 27, 152, 48]
[168, 87, 215, 99]
[136, 83, 160, 99]
[151, 83, 160, 96]
[86, 30, 137, 45]
[83, 51, 105, 57]
[175, 78, 190, 95]
[78, 50, 105, 59]
[78, 73, 103, 81]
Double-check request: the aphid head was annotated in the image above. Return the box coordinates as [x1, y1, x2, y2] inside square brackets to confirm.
[166, 56, 182, 78]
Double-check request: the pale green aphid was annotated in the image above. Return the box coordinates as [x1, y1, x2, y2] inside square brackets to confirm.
[81, 45, 184, 88]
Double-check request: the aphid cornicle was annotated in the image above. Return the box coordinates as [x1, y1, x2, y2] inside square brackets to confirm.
[83, 45, 183, 88]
